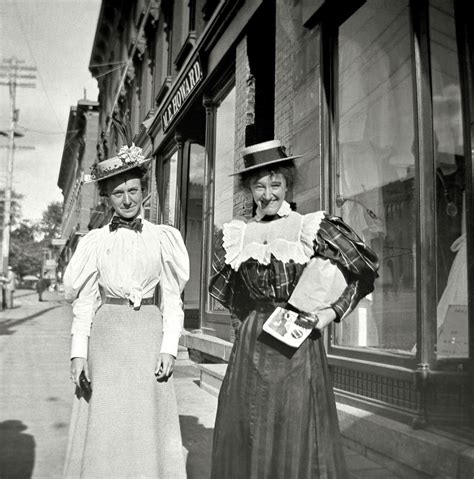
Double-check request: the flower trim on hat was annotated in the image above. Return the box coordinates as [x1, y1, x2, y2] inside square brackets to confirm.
[88, 143, 147, 181]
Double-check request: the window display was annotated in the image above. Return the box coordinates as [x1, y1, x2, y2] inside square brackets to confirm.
[333, 0, 417, 352]
[430, 0, 467, 358]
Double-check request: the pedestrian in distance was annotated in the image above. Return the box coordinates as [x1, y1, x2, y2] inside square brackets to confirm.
[63, 144, 189, 478]
[209, 140, 379, 478]
[36, 276, 49, 302]
[5, 266, 16, 309]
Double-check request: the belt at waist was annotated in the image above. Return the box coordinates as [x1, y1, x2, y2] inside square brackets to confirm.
[103, 296, 155, 306]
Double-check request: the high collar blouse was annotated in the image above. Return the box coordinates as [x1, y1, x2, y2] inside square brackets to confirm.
[63, 219, 189, 359]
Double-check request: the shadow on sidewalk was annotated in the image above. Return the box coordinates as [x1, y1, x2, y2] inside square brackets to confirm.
[13, 291, 37, 299]
[180, 414, 214, 479]
[0, 420, 35, 479]
[0, 305, 63, 336]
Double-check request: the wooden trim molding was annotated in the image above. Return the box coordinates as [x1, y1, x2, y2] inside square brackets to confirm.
[174, 31, 197, 70]
[154, 76, 173, 108]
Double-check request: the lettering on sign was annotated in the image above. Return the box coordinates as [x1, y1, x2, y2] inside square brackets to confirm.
[162, 60, 203, 132]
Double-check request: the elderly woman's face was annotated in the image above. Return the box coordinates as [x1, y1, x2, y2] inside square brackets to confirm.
[106, 174, 142, 219]
[249, 171, 288, 217]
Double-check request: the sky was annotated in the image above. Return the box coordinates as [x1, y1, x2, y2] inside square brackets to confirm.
[0, 0, 101, 221]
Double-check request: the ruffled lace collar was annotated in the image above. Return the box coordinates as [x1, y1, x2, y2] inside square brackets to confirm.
[254, 200, 292, 222]
[222, 210, 325, 270]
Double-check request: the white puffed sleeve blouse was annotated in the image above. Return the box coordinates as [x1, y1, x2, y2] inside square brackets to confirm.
[63, 220, 189, 360]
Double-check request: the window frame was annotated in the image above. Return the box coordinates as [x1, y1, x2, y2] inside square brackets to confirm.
[156, 144, 179, 227]
[320, 0, 473, 373]
[199, 73, 236, 338]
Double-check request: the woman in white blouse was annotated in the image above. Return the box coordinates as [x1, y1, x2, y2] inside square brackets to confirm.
[62, 145, 189, 478]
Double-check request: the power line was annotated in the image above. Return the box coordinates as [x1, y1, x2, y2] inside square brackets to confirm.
[12, 0, 65, 134]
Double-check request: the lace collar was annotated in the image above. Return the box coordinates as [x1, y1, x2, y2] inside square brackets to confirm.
[222, 210, 325, 270]
[254, 200, 292, 222]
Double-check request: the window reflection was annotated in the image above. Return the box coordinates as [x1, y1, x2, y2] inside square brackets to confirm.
[334, 0, 417, 352]
[430, 0, 467, 358]
[162, 151, 178, 226]
[183, 143, 205, 314]
[208, 86, 236, 315]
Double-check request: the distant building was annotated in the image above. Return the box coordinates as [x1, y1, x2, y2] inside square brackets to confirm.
[57, 100, 100, 267]
[88, 0, 474, 474]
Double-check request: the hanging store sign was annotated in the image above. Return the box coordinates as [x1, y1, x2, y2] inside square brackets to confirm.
[51, 238, 67, 246]
[162, 59, 203, 132]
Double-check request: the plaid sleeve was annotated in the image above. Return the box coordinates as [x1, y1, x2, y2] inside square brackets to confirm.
[315, 215, 379, 321]
[209, 230, 250, 322]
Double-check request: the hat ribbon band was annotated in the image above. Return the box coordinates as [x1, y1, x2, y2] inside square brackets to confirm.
[243, 146, 288, 169]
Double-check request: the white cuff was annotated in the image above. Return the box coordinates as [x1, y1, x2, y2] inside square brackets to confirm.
[159, 330, 181, 358]
[71, 334, 89, 359]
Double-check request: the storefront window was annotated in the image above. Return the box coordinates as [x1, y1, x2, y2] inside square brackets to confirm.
[183, 143, 205, 314]
[161, 151, 178, 226]
[142, 167, 153, 222]
[208, 86, 236, 314]
[333, 0, 417, 353]
[430, 0, 467, 358]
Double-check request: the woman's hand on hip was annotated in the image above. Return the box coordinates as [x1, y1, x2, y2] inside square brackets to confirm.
[70, 357, 89, 388]
[155, 353, 175, 382]
[313, 307, 337, 330]
[295, 307, 336, 331]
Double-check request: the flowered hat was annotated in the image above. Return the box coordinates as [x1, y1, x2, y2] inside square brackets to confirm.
[84, 143, 152, 183]
[230, 139, 302, 176]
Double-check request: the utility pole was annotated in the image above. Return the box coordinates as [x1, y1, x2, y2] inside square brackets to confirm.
[0, 56, 36, 274]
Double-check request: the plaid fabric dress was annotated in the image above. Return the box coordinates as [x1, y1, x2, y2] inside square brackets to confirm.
[209, 211, 378, 479]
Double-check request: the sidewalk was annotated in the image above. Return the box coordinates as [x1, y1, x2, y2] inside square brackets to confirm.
[0, 290, 401, 478]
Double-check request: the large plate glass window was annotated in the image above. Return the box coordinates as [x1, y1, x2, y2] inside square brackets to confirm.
[333, 0, 417, 353]
[429, 0, 467, 359]
[207, 86, 236, 316]
[183, 143, 205, 318]
[161, 150, 178, 226]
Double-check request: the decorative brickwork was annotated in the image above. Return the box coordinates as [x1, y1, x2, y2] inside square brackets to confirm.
[233, 36, 253, 218]
[275, 2, 321, 214]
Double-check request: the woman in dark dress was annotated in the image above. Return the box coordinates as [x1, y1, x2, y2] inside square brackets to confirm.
[209, 140, 379, 478]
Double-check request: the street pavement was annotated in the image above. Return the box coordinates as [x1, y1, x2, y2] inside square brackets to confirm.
[0, 289, 399, 478]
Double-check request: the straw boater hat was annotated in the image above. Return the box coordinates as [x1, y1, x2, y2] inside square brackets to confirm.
[230, 139, 302, 176]
[84, 143, 152, 183]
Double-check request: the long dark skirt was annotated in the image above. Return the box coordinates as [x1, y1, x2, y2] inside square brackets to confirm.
[211, 309, 348, 479]
[63, 304, 186, 479]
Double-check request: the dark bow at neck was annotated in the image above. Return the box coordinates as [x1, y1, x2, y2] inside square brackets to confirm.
[109, 216, 143, 233]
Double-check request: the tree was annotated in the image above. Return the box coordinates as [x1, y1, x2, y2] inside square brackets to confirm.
[6, 201, 63, 279]
[9, 221, 43, 277]
[40, 201, 63, 239]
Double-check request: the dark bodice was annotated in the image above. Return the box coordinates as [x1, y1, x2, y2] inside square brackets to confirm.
[210, 212, 379, 322]
[237, 258, 306, 304]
